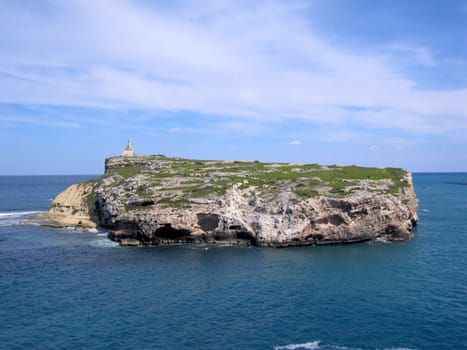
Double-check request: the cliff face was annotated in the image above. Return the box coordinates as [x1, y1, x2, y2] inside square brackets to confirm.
[48, 156, 418, 246]
[47, 182, 97, 229]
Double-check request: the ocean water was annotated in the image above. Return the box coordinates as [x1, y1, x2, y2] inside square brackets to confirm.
[0, 174, 466, 350]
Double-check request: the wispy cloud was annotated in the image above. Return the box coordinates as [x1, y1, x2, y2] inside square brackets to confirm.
[0, 115, 80, 129]
[387, 43, 436, 66]
[384, 137, 417, 150]
[320, 130, 363, 143]
[0, 0, 466, 138]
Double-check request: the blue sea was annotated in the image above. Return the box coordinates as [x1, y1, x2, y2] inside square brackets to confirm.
[0, 174, 466, 350]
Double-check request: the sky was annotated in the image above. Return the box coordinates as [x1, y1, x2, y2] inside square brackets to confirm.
[1, 0, 467, 174]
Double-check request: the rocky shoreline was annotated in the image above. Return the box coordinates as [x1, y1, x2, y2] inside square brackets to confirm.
[46, 155, 419, 247]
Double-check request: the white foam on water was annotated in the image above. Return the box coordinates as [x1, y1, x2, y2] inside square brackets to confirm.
[0, 211, 44, 226]
[375, 237, 391, 244]
[275, 342, 416, 350]
[89, 237, 119, 248]
[184, 244, 213, 250]
[275, 341, 321, 350]
[0, 211, 43, 218]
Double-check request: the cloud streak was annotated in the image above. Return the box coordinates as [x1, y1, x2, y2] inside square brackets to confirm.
[0, 115, 80, 129]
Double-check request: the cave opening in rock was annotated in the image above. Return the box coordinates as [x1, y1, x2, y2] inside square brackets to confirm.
[128, 199, 155, 207]
[197, 213, 219, 231]
[154, 224, 191, 239]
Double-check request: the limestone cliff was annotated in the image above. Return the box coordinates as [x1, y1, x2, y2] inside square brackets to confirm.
[48, 155, 418, 246]
[47, 182, 97, 229]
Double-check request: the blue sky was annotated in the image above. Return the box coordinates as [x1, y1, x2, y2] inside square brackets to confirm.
[1, 0, 466, 174]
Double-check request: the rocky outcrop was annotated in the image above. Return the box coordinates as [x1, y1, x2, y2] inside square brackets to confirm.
[47, 183, 97, 229]
[48, 156, 419, 246]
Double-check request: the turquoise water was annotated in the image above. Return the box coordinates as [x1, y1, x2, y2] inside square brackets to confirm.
[0, 174, 466, 349]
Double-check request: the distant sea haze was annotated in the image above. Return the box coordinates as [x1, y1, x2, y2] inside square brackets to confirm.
[0, 173, 466, 349]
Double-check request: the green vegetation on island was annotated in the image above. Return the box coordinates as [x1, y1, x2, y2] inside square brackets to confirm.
[95, 155, 410, 209]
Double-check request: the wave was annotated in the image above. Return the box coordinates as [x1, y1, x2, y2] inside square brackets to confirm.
[274, 341, 416, 350]
[89, 237, 119, 248]
[0, 211, 44, 217]
[445, 181, 467, 186]
[0, 211, 45, 226]
[275, 341, 321, 350]
[375, 237, 391, 244]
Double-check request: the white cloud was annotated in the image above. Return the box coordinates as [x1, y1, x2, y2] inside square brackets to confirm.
[0, 0, 466, 137]
[169, 127, 182, 133]
[388, 43, 436, 66]
[288, 140, 303, 145]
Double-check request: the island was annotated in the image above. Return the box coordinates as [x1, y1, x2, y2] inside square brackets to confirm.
[47, 141, 419, 247]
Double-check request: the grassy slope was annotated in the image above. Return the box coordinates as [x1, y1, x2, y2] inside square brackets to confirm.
[94, 156, 410, 209]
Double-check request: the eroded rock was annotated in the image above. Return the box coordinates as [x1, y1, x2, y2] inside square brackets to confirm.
[47, 183, 97, 229]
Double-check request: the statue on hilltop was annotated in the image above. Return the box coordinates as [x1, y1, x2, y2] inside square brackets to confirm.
[122, 139, 135, 157]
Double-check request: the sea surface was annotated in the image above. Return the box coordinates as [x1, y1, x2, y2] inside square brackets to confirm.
[0, 174, 466, 350]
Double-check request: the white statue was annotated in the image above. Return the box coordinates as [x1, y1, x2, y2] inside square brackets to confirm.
[122, 139, 135, 157]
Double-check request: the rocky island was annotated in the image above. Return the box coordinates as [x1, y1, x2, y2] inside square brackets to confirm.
[47, 142, 418, 247]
